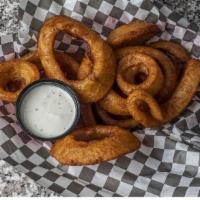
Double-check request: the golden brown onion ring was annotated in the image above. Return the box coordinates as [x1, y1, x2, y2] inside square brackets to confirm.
[127, 90, 163, 127]
[116, 46, 177, 102]
[107, 20, 160, 48]
[0, 60, 40, 102]
[127, 59, 200, 127]
[162, 59, 200, 121]
[80, 103, 96, 127]
[99, 90, 129, 116]
[95, 105, 138, 129]
[117, 53, 164, 96]
[38, 16, 116, 103]
[22, 50, 79, 80]
[50, 125, 140, 165]
[150, 40, 190, 63]
[77, 54, 93, 80]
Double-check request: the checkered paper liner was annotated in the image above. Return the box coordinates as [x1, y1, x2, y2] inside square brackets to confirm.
[0, 0, 200, 197]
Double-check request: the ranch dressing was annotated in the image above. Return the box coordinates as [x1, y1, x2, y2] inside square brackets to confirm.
[20, 84, 77, 139]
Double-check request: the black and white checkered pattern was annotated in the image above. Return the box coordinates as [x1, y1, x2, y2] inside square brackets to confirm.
[0, 0, 200, 197]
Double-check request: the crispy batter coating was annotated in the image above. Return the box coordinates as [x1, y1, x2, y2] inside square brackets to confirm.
[127, 90, 163, 127]
[127, 59, 200, 127]
[116, 46, 177, 102]
[0, 60, 40, 102]
[38, 16, 116, 103]
[162, 59, 200, 121]
[99, 89, 129, 116]
[22, 50, 79, 80]
[77, 54, 93, 80]
[150, 40, 190, 63]
[107, 20, 160, 48]
[50, 125, 140, 165]
[95, 105, 138, 128]
[23, 50, 96, 127]
[117, 53, 164, 96]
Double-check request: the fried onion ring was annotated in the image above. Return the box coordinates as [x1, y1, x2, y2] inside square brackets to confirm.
[127, 59, 200, 127]
[77, 54, 93, 80]
[21, 51, 40, 64]
[107, 20, 160, 48]
[95, 105, 138, 129]
[99, 89, 129, 116]
[38, 16, 116, 103]
[50, 125, 140, 165]
[22, 50, 79, 80]
[117, 53, 164, 96]
[116, 46, 177, 102]
[150, 40, 190, 63]
[0, 60, 40, 102]
[127, 90, 163, 127]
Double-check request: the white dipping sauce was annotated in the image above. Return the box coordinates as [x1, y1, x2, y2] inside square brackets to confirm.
[20, 84, 77, 139]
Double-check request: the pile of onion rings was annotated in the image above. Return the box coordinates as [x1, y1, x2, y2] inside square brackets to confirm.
[1, 16, 200, 165]
[97, 20, 200, 130]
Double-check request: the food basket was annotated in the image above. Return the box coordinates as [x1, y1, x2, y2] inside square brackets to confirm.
[0, 0, 200, 196]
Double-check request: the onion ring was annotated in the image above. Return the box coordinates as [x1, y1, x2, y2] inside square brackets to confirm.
[95, 105, 138, 129]
[0, 60, 40, 102]
[22, 50, 79, 80]
[150, 40, 190, 63]
[116, 46, 177, 102]
[127, 59, 200, 127]
[99, 89, 129, 116]
[107, 20, 160, 48]
[38, 16, 116, 103]
[77, 54, 93, 80]
[50, 125, 140, 165]
[127, 90, 163, 127]
[117, 53, 164, 96]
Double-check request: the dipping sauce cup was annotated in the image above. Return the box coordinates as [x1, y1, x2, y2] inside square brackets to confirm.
[16, 80, 80, 140]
